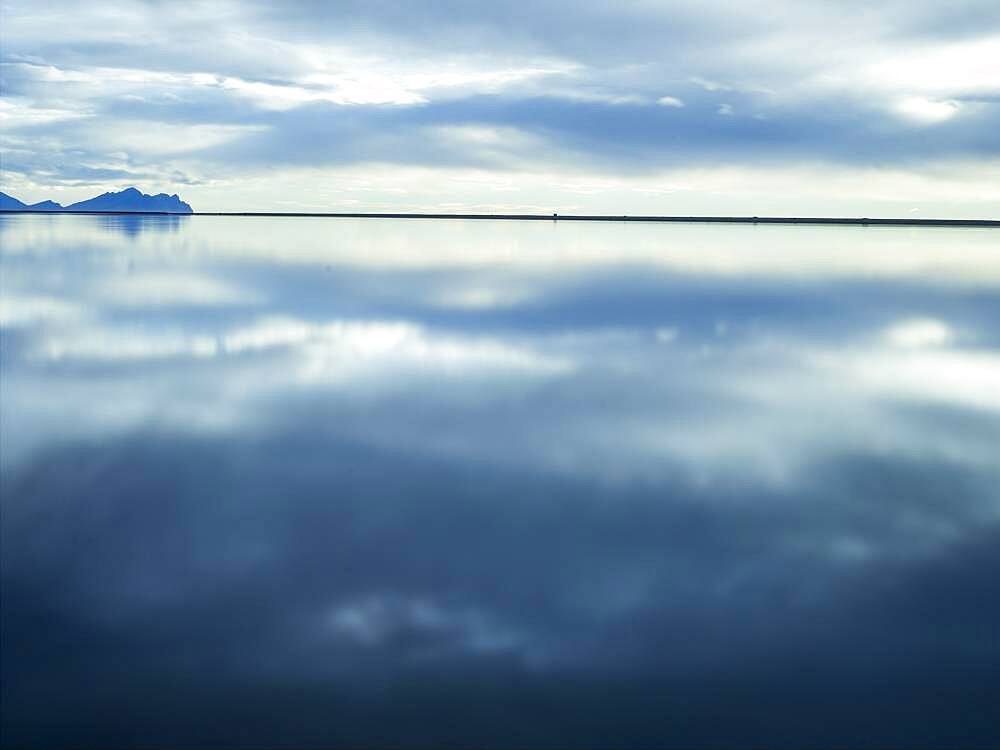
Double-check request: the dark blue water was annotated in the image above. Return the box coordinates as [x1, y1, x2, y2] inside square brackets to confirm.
[2, 214, 999, 747]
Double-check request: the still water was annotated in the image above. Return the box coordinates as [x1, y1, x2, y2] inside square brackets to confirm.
[2, 214, 999, 747]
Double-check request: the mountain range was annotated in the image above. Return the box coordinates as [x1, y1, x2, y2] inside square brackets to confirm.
[0, 187, 193, 213]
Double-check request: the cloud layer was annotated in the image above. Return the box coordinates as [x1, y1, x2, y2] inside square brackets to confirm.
[2, 0, 999, 214]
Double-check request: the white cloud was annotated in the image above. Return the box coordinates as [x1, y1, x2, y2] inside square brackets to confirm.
[893, 96, 960, 125]
[550, 90, 648, 105]
[4, 2, 999, 214]
[433, 124, 541, 149]
[79, 121, 267, 156]
[656, 95, 685, 108]
[865, 36, 1000, 97]
[0, 98, 93, 126]
[690, 76, 733, 92]
[221, 73, 427, 109]
[5, 57, 573, 114]
[654, 327, 679, 343]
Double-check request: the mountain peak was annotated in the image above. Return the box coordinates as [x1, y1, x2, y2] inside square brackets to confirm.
[0, 191, 28, 210]
[29, 200, 63, 210]
[67, 188, 193, 213]
[1, 188, 193, 213]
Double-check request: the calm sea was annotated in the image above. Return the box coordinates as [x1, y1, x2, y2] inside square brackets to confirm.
[2, 214, 999, 747]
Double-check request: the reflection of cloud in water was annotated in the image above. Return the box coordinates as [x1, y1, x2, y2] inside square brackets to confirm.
[4, 428, 999, 745]
[828, 347, 1000, 416]
[431, 284, 538, 310]
[0, 294, 88, 327]
[2, 215, 1000, 747]
[884, 317, 954, 348]
[92, 271, 261, 307]
[30, 315, 570, 375]
[327, 594, 528, 660]
[5, 214, 999, 285]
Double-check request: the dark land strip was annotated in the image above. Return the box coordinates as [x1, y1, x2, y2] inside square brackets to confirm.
[2, 210, 998, 227]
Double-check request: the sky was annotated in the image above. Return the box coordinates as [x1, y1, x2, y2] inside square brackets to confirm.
[2, 0, 1000, 215]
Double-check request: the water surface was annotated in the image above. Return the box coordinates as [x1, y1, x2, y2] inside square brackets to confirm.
[2, 214, 999, 747]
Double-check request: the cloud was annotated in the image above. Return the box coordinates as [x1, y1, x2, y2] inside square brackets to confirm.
[3, 1, 999, 211]
[29, 315, 572, 384]
[863, 36, 1000, 97]
[0, 97, 93, 127]
[656, 95, 685, 108]
[893, 96, 961, 124]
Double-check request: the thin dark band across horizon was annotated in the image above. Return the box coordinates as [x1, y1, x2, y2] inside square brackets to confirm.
[2, 209, 998, 227]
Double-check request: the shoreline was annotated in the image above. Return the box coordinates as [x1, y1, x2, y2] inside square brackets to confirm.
[2, 209, 998, 227]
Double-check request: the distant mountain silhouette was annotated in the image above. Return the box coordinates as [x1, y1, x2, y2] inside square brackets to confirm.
[28, 200, 64, 211]
[2, 193, 27, 210]
[0, 193, 65, 210]
[67, 187, 193, 213]
[0, 187, 193, 213]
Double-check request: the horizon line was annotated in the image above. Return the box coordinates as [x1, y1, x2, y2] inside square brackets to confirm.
[2, 209, 998, 227]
